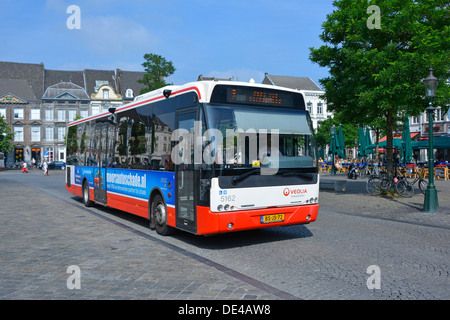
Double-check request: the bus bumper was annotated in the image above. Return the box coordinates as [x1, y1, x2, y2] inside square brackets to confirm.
[196, 204, 318, 235]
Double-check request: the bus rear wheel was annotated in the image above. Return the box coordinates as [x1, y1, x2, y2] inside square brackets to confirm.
[82, 181, 93, 207]
[151, 194, 174, 236]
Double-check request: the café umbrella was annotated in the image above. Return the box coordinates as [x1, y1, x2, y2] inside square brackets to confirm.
[401, 115, 412, 163]
[358, 127, 366, 157]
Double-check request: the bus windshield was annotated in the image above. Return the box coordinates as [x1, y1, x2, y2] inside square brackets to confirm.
[204, 103, 317, 171]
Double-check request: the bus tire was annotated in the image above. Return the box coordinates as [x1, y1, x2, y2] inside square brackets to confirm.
[151, 194, 174, 236]
[82, 181, 93, 207]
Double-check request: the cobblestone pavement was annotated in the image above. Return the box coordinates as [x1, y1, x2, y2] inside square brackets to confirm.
[0, 169, 448, 302]
[0, 170, 281, 300]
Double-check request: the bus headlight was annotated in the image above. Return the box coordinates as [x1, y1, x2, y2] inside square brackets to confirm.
[217, 205, 223, 211]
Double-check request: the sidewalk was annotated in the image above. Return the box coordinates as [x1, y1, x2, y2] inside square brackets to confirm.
[318, 172, 450, 229]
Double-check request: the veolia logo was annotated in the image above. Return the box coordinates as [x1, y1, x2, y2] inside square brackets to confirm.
[283, 188, 307, 196]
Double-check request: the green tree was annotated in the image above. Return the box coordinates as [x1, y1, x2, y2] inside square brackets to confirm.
[315, 115, 358, 151]
[309, 0, 449, 177]
[138, 53, 176, 94]
[0, 114, 14, 154]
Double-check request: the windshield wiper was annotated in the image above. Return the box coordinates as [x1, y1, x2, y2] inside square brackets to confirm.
[279, 170, 314, 180]
[231, 169, 259, 185]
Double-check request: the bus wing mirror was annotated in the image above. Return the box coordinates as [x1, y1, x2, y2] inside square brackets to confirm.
[163, 89, 172, 99]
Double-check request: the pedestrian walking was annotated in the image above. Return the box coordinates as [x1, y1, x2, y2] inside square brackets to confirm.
[43, 160, 48, 176]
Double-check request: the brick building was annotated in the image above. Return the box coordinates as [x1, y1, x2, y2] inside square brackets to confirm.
[0, 61, 145, 166]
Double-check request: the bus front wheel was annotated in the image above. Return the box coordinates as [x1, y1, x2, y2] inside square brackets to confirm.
[151, 194, 174, 236]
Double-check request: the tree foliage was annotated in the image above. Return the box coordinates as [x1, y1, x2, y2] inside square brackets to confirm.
[315, 115, 358, 150]
[0, 114, 14, 154]
[138, 53, 176, 94]
[309, 0, 449, 174]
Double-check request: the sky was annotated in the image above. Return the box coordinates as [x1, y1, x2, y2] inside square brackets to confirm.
[0, 0, 335, 87]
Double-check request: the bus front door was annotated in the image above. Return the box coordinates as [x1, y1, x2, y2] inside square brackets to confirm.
[94, 124, 107, 204]
[175, 109, 197, 234]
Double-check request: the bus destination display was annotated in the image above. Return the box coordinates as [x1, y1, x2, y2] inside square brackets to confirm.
[226, 87, 294, 107]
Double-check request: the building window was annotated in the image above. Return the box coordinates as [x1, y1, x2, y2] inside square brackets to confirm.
[68, 110, 77, 122]
[57, 127, 65, 140]
[30, 109, 40, 120]
[45, 109, 54, 121]
[14, 108, 24, 119]
[46, 127, 54, 141]
[103, 89, 109, 99]
[126, 89, 133, 98]
[0, 108, 5, 118]
[317, 102, 323, 115]
[14, 126, 24, 141]
[307, 102, 312, 114]
[80, 110, 88, 118]
[91, 105, 100, 115]
[57, 110, 65, 121]
[436, 108, 445, 122]
[45, 147, 54, 162]
[31, 126, 40, 141]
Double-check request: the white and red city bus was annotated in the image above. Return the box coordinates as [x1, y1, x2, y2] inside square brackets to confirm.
[0, 152, 5, 170]
[65, 80, 319, 235]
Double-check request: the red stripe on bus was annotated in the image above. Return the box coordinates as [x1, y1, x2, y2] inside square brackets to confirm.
[65, 183, 176, 223]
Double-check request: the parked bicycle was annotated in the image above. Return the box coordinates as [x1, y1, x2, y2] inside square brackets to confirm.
[395, 171, 428, 198]
[359, 163, 381, 178]
[366, 175, 383, 195]
[366, 167, 415, 198]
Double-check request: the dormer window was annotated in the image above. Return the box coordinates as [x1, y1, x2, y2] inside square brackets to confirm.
[103, 89, 109, 99]
[126, 89, 133, 98]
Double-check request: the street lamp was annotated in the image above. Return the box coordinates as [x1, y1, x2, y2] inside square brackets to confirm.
[330, 125, 336, 175]
[423, 67, 439, 213]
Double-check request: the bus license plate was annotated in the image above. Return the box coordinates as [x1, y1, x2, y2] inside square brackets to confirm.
[261, 214, 284, 224]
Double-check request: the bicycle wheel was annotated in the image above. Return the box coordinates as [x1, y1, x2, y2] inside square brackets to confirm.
[366, 176, 382, 195]
[396, 179, 414, 198]
[380, 177, 391, 191]
[359, 168, 365, 179]
[418, 179, 428, 194]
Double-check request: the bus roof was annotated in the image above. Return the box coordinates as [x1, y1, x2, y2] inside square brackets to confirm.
[68, 80, 304, 127]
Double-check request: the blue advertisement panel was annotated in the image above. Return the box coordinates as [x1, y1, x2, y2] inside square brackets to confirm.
[74, 166, 175, 206]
